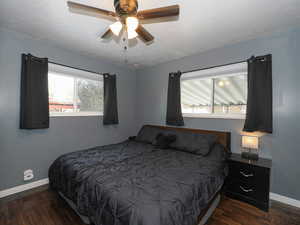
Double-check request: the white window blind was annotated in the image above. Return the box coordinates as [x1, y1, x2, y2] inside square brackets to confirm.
[181, 62, 248, 119]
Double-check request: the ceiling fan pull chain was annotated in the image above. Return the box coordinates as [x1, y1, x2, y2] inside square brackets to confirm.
[122, 36, 129, 64]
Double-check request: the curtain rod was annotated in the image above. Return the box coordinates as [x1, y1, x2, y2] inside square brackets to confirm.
[48, 60, 107, 75]
[181, 59, 247, 74]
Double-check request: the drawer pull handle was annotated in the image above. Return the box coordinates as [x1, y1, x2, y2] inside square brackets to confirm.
[240, 171, 254, 177]
[239, 186, 253, 193]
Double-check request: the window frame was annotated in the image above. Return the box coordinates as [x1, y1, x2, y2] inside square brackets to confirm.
[48, 63, 104, 117]
[181, 62, 247, 120]
[50, 111, 103, 117]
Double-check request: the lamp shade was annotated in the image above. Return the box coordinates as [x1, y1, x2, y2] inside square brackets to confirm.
[110, 21, 123, 36]
[126, 17, 139, 31]
[242, 136, 259, 149]
[127, 29, 138, 39]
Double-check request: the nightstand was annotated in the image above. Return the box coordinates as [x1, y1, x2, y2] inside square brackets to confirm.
[225, 153, 272, 211]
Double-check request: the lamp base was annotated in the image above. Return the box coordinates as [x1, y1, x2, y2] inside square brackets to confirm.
[241, 152, 259, 161]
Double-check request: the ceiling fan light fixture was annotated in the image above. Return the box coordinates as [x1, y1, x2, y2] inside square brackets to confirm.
[67, 1, 180, 45]
[127, 29, 138, 39]
[110, 21, 123, 36]
[126, 16, 139, 31]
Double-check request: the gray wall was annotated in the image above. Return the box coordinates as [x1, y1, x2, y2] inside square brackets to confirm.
[136, 28, 300, 200]
[0, 28, 138, 190]
[1, 26, 300, 202]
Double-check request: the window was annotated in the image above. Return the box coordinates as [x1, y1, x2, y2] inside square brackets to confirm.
[48, 63, 103, 116]
[181, 62, 247, 119]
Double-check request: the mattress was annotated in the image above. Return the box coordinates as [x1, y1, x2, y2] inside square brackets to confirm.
[49, 140, 227, 225]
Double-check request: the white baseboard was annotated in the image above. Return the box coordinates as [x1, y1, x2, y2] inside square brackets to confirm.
[0, 178, 49, 199]
[1, 179, 300, 209]
[270, 192, 300, 208]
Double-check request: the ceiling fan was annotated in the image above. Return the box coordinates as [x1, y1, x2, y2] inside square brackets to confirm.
[67, 0, 180, 45]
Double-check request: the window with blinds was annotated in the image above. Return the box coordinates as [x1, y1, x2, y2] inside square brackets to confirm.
[181, 62, 247, 119]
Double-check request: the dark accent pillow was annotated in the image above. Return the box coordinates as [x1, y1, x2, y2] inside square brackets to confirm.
[128, 136, 136, 141]
[169, 131, 217, 155]
[152, 133, 177, 149]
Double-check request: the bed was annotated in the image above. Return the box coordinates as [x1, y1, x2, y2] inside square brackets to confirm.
[49, 125, 231, 225]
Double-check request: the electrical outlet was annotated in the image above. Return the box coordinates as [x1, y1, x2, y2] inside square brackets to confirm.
[24, 169, 34, 181]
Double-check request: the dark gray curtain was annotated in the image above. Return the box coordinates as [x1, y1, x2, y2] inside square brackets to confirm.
[243, 54, 272, 133]
[103, 74, 119, 125]
[166, 71, 184, 126]
[20, 54, 49, 129]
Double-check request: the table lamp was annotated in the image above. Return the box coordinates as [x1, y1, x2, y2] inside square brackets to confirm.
[241, 135, 259, 160]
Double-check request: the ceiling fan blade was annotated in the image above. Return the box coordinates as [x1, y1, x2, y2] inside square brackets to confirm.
[100, 28, 113, 39]
[137, 5, 179, 20]
[136, 25, 154, 44]
[67, 1, 116, 20]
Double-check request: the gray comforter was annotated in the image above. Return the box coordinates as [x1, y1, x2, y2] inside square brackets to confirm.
[49, 140, 226, 225]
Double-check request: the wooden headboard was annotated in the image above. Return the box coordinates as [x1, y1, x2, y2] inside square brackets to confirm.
[147, 125, 231, 152]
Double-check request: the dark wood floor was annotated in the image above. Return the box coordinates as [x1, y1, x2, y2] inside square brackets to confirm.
[1, 186, 300, 225]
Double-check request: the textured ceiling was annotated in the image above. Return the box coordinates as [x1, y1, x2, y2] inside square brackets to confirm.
[1, 0, 300, 68]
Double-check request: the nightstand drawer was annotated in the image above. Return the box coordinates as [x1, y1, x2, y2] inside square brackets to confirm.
[228, 161, 269, 184]
[227, 181, 256, 199]
[227, 181, 269, 202]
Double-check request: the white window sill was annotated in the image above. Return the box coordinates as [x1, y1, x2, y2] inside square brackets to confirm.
[183, 113, 245, 120]
[50, 112, 103, 117]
